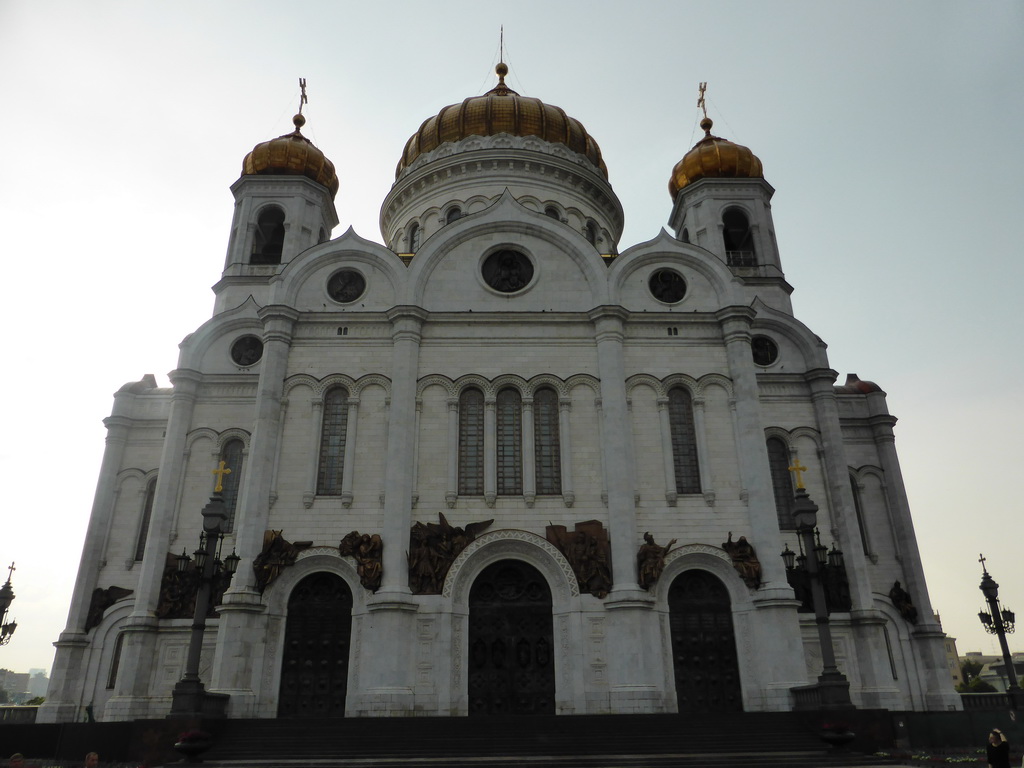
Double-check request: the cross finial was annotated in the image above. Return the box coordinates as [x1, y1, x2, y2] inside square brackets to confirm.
[979, 553, 988, 572]
[212, 461, 232, 493]
[698, 82, 708, 119]
[298, 78, 308, 115]
[788, 459, 808, 489]
[4, 563, 13, 583]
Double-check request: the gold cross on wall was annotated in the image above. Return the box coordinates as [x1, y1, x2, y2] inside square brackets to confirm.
[788, 459, 808, 489]
[212, 461, 232, 493]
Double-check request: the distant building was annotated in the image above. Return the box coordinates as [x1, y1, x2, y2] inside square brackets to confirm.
[935, 614, 962, 688]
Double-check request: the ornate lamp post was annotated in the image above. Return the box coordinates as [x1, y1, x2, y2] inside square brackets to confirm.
[977, 555, 1020, 708]
[0, 563, 16, 646]
[781, 461, 854, 709]
[169, 463, 240, 719]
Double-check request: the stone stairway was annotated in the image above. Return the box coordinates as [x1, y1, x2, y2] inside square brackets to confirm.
[193, 712, 899, 768]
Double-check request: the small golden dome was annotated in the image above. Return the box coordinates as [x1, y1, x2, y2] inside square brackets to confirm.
[396, 64, 607, 179]
[242, 114, 339, 198]
[669, 117, 763, 198]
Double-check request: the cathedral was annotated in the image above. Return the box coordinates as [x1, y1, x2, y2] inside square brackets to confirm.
[41, 67, 959, 722]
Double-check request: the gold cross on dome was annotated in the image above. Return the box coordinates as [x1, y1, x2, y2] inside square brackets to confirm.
[298, 77, 307, 114]
[788, 459, 808, 489]
[698, 82, 708, 119]
[212, 461, 233, 493]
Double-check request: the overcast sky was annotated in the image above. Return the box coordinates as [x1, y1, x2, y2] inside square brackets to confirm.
[1, 1, 1021, 677]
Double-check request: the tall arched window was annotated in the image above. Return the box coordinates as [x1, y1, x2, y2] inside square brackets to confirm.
[544, 206, 560, 220]
[251, 206, 286, 264]
[219, 438, 244, 532]
[533, 387, 561, 495]
[317, 387, 350, 496]
[766, 437, 795, 529]
[668, 387, 701, 494]
[585, 221, 599, 246]
[849, 474, 872, 557]
[458, 388, 485, 495]
[134, 477, 156, 561]
[722, 208, 756, 266]
[496, 388, 523, 495]
[408, 222, 421, 252]
[445, 207, 462, 225]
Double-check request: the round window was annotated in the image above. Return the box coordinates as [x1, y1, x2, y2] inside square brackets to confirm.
[327, 269, 367, 303]
[231, 335, 263, 367]
[649, 269, 687, 303]
[482, 250, 534, 293]
[751, 336, 779, 366]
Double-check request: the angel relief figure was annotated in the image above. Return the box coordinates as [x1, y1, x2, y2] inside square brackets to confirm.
[408, 513, 492, 594]
[637, 532, 676, 591]
[339, 531, 383, 592]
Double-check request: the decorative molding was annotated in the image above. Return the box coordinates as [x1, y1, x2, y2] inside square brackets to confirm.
[444, 529, 580, 600]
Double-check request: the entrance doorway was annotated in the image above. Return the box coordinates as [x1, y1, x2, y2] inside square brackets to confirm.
[468, 559, 555, 715]
[278, 572, 353, 718]
[668, 569, 742, 712]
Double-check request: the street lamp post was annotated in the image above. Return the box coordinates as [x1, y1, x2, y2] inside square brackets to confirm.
[977, 555, 1020, 709]
[781, 461, 853, 710]
[169, 465, 240, 719]
[0, 563, 16, 646]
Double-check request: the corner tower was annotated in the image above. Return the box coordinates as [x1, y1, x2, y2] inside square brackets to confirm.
[668, 115, 783, 281]
[218, 92, 339, 313]
[380, 63, 623, 257]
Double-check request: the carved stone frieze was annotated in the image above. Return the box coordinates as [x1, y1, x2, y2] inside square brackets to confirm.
[408, 513, 493, 595]
[339, 531, 383, 592]
[546, 520, 612, 598]
[253, 530, 313, 594]
[85, 586, 134, 632]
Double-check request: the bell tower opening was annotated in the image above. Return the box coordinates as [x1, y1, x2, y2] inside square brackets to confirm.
[722, 208, 756, 267]
[251, 206, 286, 265]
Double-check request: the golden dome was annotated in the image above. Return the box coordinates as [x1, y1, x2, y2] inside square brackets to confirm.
[669, 117, 763, 198]
[396, 64, 607, 179]
[242, 113, 339, 199]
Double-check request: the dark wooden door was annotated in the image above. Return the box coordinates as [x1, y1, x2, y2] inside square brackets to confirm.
[278, 572, 353, 718]
[668, 569, 743, 712]
[468, 560, 555, 715]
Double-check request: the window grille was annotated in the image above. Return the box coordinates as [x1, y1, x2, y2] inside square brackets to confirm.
[533, 388, 561, 495]
[458, 389, 485, 495]
[668, 388, 701, 494]
[766, 437, 795, 529]
[219, 438, 244, 531]
[496, 388, 523, 495]
[134, 478, 156, 561]
[317, 387, 350, 496]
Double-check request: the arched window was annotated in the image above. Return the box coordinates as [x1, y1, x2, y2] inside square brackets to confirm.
[585, 221, 599, 246]
[446, 207, 462, 225]
[496, 388, 523, 495]
[218, 438, 244, 532]
[408, 222, 421, 252]
[722, 208, 756, 266]
[134, 477, 156, 561]
[318, 227, 327, 244]
[849, 474, 872, 557]
[533, 387, 561, 495]
[106, 631, 125, 689]
[544, 206, 560, 220]
[251, 206, 285, 264]
[766, 437, 795, 529]
[668, 387, 701, 494]
[681, 228, 690, 244]
[458, 388, 485, 495]
[317, 387, 350, 496]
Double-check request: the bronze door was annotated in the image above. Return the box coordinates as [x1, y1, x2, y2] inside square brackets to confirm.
[278, 572, 353, 718]
[668, 569, 743, 712]
[468, 560, 555, 715]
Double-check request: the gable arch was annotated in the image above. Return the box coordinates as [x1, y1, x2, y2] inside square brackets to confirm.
[654, 544, 754, 610]
[177, 296, 263, 371]
[445, 529, 579, 610]
[609, 231, 736, 306]
[749, 298, 830, 369]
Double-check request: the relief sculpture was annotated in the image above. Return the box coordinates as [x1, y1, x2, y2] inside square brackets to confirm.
[253, 529, 313, 593]
[722, 532, 762, 589]
[546, 520, 612, 598]
[408, 513, 493, 594]
[84, 585, 134, 632]
[339, 531, 383, 592]
[636, 532, 676, 591]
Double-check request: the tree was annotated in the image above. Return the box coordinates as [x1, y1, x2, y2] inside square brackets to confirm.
[961, 659, 984, 684]
[0, 689, 8, 704]
[24, 696, 45, 706]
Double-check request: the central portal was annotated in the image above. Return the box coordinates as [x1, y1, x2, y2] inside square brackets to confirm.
[468, 559, 555, 715]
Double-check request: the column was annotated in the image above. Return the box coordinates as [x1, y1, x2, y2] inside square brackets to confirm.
[558, 397, 574, 507]
[340, 398, 359, 507]
[210, 305, 298, 716]
[716, 306, 807, 709]
[483, 396, 497, 507]
[657, 397, 677, 506]
[445, 397, 458, 508]
[522, 396, 536, 507]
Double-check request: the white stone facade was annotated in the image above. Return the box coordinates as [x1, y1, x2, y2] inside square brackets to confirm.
[41, 84, 960, 723]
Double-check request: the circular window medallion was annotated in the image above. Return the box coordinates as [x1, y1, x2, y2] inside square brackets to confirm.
[327, 269, 366, 303]
[751, 336, 779, 366]
[649, 269, 687, 303]
[231, 336, 263, 367]
[482, 250, 534, 293]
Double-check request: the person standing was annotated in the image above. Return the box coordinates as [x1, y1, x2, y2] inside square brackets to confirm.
[987, 728, 1010, 768]
[84, 753, 99, 768]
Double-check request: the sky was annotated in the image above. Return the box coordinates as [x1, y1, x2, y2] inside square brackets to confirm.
[0, 1, 1021, 678]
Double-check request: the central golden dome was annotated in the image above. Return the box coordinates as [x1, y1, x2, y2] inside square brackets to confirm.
[396, 63, 608, 179]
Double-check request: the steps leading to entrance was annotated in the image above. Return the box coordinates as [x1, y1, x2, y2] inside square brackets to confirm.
[194, 712, 897, 768]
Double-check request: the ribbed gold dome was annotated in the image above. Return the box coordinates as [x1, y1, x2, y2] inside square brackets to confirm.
[396, 63, 607, 179]
[669, 117, 763, 198]
[242, 113, 339, 198]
